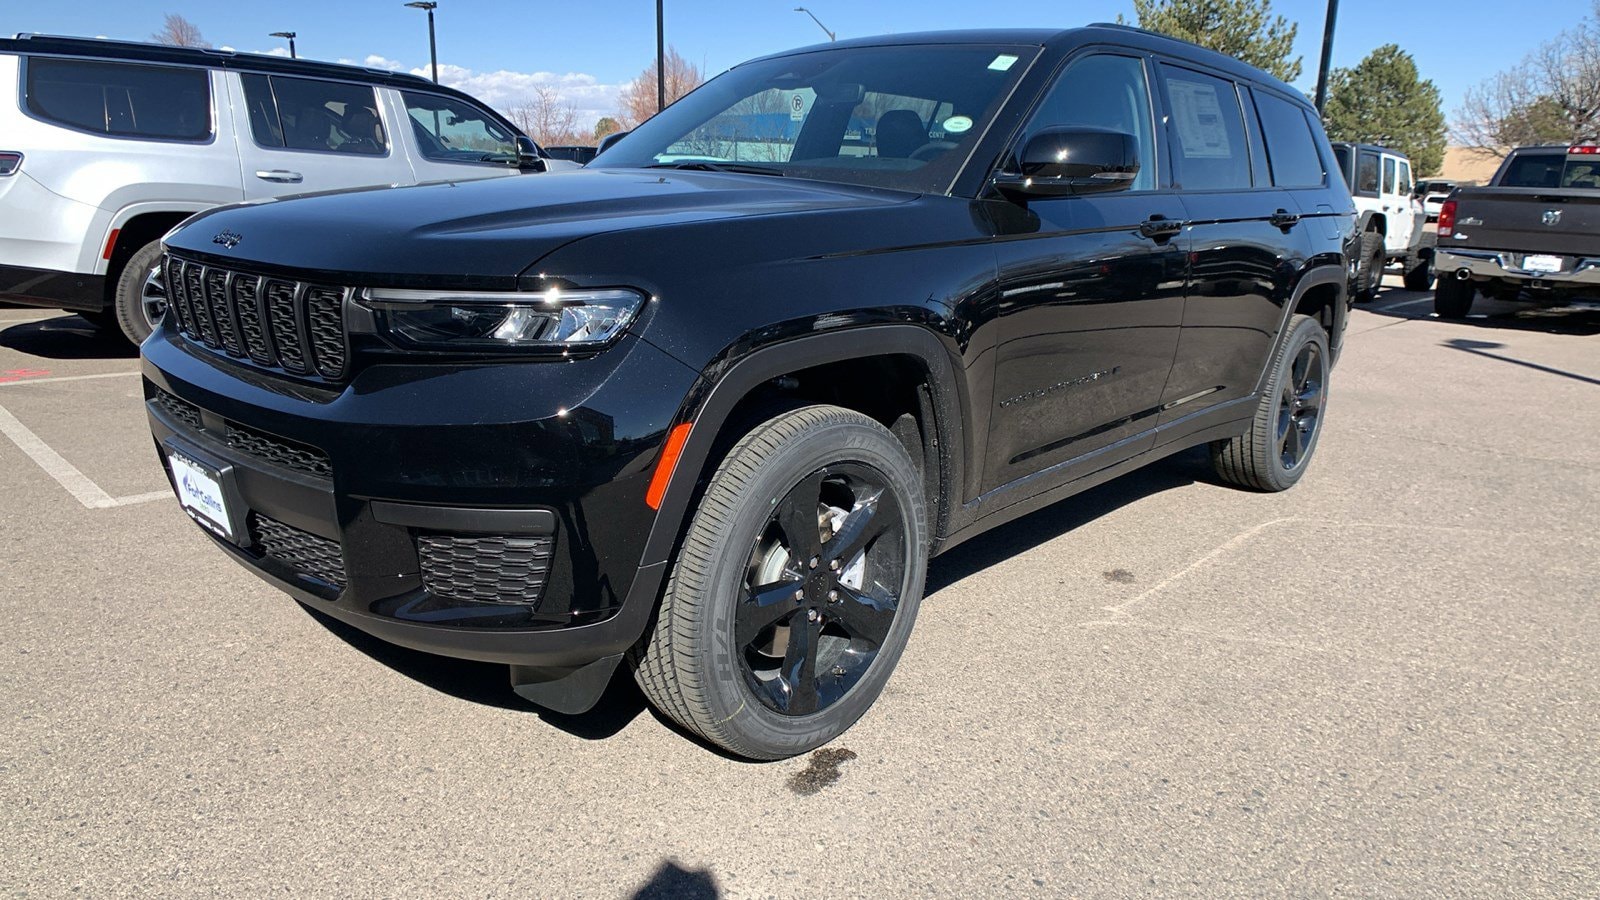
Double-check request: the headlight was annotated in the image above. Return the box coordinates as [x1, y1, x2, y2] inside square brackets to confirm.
[360, 287, 645, 351]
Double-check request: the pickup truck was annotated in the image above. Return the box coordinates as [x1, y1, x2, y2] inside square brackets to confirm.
[1434, 145, 1600, 317]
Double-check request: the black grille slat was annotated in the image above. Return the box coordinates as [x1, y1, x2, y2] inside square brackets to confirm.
[305, 287, 347, 379]
[225, 423, 332, 477]
[251, 513, 346, 590]
[232, 275, 273, 365]
[417, 534, 554, 605]
[153, 389, 203, 432]
[205, 268, 241, 355]
[162, 254, 347, 382]
[263, 280, 308, 374]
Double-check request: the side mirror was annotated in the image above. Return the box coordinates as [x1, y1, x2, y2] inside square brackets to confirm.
[993, 126, 1140, 200]
[597, 130, 631, 155]
[514, 136, 547, 172]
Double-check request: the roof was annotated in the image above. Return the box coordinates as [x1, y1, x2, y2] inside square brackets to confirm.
[743, 23, 1307, 106]
[2, 33, 437, 91]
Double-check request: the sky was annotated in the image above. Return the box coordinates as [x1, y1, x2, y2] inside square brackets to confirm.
[7, 0, 1592, 134]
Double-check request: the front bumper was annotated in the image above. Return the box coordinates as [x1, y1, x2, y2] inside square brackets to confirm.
[141, 324, 699, 671]
[1435, 247, 1600, 287]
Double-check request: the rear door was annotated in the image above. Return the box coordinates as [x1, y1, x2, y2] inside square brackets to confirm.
[1381, 153, 1415, 253]
[393, 88, 523, 184]
[230, 72, 413, 199]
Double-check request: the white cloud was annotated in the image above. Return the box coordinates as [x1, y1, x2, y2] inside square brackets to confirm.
[336, 56, 624, 129]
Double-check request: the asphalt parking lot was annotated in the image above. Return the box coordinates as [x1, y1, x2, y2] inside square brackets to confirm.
[3, 283, 1597, 897]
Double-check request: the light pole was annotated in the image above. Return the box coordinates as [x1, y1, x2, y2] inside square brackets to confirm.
[794, 7, 836, 42]
[269, 32, 297, 59]
[1313, 0, 1339, 114]
[656, 0, 666, 114]
[405, 1, 439, 84]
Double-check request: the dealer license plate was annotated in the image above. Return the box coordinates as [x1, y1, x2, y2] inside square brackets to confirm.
[1523, 254, 1563, 273]
[170, 452, 232, 539]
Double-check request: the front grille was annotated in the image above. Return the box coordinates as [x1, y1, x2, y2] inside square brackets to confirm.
[153, 390, 203, 432]
[416, 534, 554, 605]
[225, 423, 332, 477]
[251, 513, 346, 590]
[163, 255, 348, 381]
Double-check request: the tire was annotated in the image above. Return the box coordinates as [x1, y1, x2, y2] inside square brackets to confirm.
[1402, 248, 1434, 291]
[112, 240, 165, 345]
[633, 404, 928, 760]
[1211, 314, 1329, 492]
[1354, 229, 1385, 303]
[1434, 277, 1475, 318]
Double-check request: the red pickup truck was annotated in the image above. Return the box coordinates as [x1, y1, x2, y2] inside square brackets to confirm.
[1434, 145, 1600, 317]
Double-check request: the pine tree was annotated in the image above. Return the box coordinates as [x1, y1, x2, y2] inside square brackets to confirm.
[1325, 45, 1447, 176]
[1124, 0, 1301, 82]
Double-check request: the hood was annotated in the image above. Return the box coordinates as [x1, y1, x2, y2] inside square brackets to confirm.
[166, 169, 916, 286]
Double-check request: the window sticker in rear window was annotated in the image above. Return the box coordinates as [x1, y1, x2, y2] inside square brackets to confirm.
[1168, 78, 1231, 159]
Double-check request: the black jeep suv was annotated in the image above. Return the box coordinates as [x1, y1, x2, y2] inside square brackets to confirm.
[143, 25, 1355, 759]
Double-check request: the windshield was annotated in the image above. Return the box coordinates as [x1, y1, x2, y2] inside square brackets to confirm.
[590, 44, 1038, 193]
[1499, 153, 1600, 189]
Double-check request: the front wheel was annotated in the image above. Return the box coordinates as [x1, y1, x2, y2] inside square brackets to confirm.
[633, 405, 928, 760]
[1402, 248, 1434, 291]
[1211, 314, 1330, 492]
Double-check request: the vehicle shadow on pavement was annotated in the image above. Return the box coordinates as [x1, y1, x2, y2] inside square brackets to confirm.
[0, 314, 138, 359]
[1443, 337, 1600, 386]
[630, 860, 720, 899]
[296, 604, 650, 739]
[1364, 291, 1600, 336]
[926, 445, 1213, 597]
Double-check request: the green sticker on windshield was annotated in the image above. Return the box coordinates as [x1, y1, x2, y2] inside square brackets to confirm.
[988, 54, 1019, 72]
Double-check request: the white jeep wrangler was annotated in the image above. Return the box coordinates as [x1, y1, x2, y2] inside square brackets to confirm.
[0, 34, 573, 344]
[1330, 142, 1432, 297]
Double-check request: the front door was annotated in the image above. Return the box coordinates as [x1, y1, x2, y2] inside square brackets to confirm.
[984, 53, 1187, 494]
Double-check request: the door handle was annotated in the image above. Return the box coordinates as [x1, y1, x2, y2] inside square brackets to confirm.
[1269, 209, 1301, 229]
[255, 170, 304, 183]
[1138, 215, 1184, 240]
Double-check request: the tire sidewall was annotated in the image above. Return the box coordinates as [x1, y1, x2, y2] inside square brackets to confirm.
[113, 241, 163, 345]
[1258, 315, 1329, 490]
[691, 415, 927, 757]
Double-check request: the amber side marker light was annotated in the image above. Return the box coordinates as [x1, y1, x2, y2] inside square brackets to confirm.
[646, 422, 693, 510]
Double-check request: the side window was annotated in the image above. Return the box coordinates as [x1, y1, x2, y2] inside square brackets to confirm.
[402, 91, 519, 164]
[1398, 160, 1412, 195]
[1252, 91, 1326, 187]
[240, 74, 386, 155]
[1023, 54, 1156, 191]
[1356, 150, 1380, 195]
[25, 57, 210, 141]
[1158, 65, 1250, 191]
[1382, 156, 1397, 194]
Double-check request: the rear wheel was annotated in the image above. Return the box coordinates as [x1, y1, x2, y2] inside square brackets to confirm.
[1354, 230, 1385, 302]
[112, 240, 165, 345]
[1211, 314, 1329, 492]
[1402, 248, 1434, 291]
[1434, 276, 1475, 318]
[633, 405, 928, 760]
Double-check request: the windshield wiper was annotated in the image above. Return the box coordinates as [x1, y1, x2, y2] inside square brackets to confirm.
[645, 161, 786, 177]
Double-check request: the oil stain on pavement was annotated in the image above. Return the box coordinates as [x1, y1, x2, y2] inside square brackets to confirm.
[787, 748, 858, 795]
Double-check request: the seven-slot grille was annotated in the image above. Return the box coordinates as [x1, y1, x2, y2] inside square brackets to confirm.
[163, 255, 349, 380]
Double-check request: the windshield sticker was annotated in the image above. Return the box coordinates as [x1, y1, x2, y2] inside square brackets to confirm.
[988, 54, 1019, 72]
[943, 115, 974, 134]
[1168, 79, 1231, 159]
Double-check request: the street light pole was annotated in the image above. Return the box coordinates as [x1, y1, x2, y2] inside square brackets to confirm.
[794, 7, 836, 42]
[270, 31, 297, 59]
[656, 0, 666, 114]
[1313, 0, 1339, 114]
[405, 1, 440, 84]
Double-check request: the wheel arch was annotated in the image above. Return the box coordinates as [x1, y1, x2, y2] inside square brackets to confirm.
[99, 208, 202, 307]
[639, 325, 968, 569]
[1255, 264, 1348, 392]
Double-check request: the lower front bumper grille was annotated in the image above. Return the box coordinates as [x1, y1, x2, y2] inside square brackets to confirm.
[417, 534, 554, 605]
[250, 513, 346, 591]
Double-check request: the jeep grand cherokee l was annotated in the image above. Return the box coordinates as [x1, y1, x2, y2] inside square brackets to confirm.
[143, 25, 1355, 759]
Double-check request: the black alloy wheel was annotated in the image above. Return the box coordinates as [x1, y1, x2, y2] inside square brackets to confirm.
[737, 463, 907, 716]
[1210, 313, 1330, 492]
[1276, 342, 1324, 471]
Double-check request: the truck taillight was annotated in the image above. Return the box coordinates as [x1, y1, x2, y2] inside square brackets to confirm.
[1570, 145, 1600, 155]
[0, 152, 21, 176]
[1437, 199, 1457, 237]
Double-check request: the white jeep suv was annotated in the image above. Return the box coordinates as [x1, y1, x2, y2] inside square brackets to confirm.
[1330, 142, 1432, 297]
[0, 34, 572, 343]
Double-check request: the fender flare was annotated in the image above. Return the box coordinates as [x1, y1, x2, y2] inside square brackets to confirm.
[1254, 264, 1349, 394]
[638, 325, 967, 568]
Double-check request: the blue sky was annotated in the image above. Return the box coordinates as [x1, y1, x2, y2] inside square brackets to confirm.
[9, 0, 1589, 130]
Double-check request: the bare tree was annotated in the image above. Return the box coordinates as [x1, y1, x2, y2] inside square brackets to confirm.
[151, 13, 209, 48]
[1454, 3, 1600, 152]
[617, 47, 705, 129]
[506, 86, 585, 147]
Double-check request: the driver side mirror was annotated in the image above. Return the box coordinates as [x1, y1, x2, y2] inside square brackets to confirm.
[993, 126, 1140, 200]
[597, 130, 631, 155]
[514, 136, 546, 172]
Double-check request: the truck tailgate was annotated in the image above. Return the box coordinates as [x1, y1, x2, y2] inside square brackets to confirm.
[1451, 187, 1600, 257]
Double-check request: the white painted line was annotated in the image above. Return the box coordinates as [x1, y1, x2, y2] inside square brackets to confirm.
[0, 402, 119, 508]
[1101, 517, 1294, 615]
[109, 489, 172, 507]
[0, 370, 140, 388]
[1374, 297, 1435, 312]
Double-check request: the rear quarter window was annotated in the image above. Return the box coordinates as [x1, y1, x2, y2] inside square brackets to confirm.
[25, 57, 211, 142]
[1252, 92, 1325, 187]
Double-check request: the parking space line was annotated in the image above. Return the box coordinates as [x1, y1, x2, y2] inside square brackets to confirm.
[0, 401, 168, 509]
[0, 371, 139, 388]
